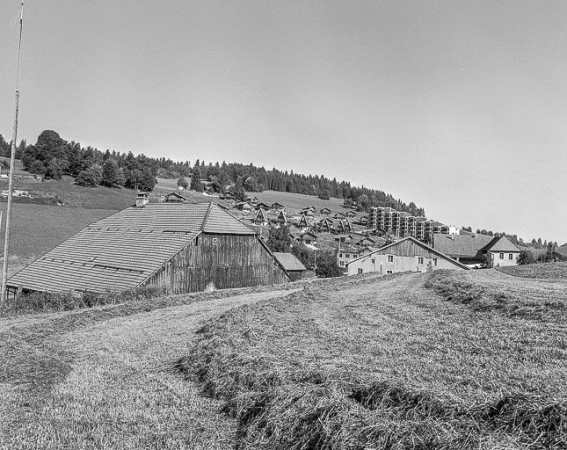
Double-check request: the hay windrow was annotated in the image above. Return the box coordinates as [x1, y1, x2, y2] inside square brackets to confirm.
[177, 277, 567, 449]
[424, 270, 567, 320]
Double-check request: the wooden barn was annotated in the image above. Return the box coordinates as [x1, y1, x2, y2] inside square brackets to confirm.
[6, 203, 290, 296]
[346, 237, 469, 275]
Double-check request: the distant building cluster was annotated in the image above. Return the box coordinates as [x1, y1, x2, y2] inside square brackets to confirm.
[370, 207, 459, 242]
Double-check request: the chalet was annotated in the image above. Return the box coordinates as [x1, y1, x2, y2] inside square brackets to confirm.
[353, 236, 376, 247]
[320, 207, 332, 216]
[358, 215, 369, 226]
[6, 203, 290, 296]
[275, 210, 288, 226]
[432, 234, 521, 268]
[345, 211, 357, 218]
[235, 202, 252, 211]
[333, 219, 352, 234]
[300, 209, 314, 217]
[333, 212, 346, 220]
[317, 217, 333, 233]
[298, 232, 317, 245]
[247, 196, 259, 204]
[271, 202, 285, 211]
[334, 234, 350, 244]
[256, 202, 270, 211]
[346, 237, 469, 275]
[272, 252, 306, 281]
[296, 214, 314, 229]
[165, 192, 185, 203]
[253, 208, 269, 226]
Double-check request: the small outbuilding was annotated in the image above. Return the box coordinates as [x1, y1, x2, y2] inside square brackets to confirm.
[272, 252, 306, 281]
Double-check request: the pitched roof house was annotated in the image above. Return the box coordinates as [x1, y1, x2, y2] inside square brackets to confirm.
[7, 203, 290, 296]
[432, 234, 521, 267]
[346, 237, 469, 275]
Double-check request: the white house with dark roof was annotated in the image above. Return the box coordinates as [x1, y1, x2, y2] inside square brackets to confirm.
[7, 203, 290, 296]
[432, 234, 521, 268]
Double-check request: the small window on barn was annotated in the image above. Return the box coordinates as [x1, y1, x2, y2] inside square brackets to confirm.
[340, 261, 345, 267]
[212, 237, 219, 246]
[358, 268, 363, 274]
[418, 257, 424, 264]
[339, 253, 343, 258]
[387, 270, 393, 274]
[433, 258, 438, 266]
[371, 258, 376, 264]
[387, 255, 394, 263]
[508, 254, 513, 260]
[499, 253, 504, 259]
[346, 254, 350, 258]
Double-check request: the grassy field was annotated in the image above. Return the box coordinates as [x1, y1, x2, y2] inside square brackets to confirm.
[498, 261, 567, 279]
[0, 203, 116, 275]
[178, 269, 567, 449]
[0, 283, 302, 449]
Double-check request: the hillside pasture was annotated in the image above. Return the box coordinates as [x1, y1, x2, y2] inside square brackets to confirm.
[0, 204, 116, 273]
[178, 270, 567, 449]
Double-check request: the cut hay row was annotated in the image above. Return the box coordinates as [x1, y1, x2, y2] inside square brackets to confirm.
[424, 269, 567, 321]
[177, 272, 567, 449]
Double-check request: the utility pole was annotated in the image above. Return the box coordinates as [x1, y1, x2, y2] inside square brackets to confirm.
[1, 2, 25, 304]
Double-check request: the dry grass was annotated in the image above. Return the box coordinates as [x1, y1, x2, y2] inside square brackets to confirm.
[178, 270, 567, 449]
[0, 284, 302, 449]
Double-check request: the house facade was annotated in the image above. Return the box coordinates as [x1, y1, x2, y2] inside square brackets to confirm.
[346, 237, 469, 275]
[432, 234, 521, 268]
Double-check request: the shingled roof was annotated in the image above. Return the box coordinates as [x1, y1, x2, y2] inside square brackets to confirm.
[8, 203, 255, 293]
[432, 234, 494, 259]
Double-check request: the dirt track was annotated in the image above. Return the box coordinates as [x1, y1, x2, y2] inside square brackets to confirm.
[0, 288, 301, 450]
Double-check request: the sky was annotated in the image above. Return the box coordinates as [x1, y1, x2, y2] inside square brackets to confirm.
[1, 1, 566, 244]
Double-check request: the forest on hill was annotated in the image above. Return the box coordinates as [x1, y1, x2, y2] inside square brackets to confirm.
[0, 130, 425, 216]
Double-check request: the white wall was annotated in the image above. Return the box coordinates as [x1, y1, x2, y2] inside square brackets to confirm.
[347, 253, 463, 275]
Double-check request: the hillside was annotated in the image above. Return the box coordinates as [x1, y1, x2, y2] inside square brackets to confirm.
[178, 269, 567, 449]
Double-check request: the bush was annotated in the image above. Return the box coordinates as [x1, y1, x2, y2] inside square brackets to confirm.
[518, 250, 536, 265]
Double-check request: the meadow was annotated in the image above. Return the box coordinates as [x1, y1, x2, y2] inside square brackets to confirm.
[178, 269, 567, 449]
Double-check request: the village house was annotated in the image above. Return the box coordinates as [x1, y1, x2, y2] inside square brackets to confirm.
[320, 207, 332, 216]
[346, 237, 469, 275]
[432, 234, 521, 268]
[271, 202, 285, 211]
[235, 201, 252, 211]
[337, 244, 360, 269]
[298, 231, 317, 246]
[165, 192, 185, 203]
[6, 203, 290, 296]
[256, 202, 270, 211]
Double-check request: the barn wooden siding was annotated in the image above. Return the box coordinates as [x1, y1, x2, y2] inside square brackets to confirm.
[145, 233, 289, 293]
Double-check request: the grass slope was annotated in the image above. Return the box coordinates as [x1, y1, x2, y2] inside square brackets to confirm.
[178, 270, 567, 449]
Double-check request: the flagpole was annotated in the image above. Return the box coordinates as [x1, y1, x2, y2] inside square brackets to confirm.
[2, 1, 25, 304]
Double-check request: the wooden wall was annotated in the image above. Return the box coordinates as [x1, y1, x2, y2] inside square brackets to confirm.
[144, 233, 289, 293]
